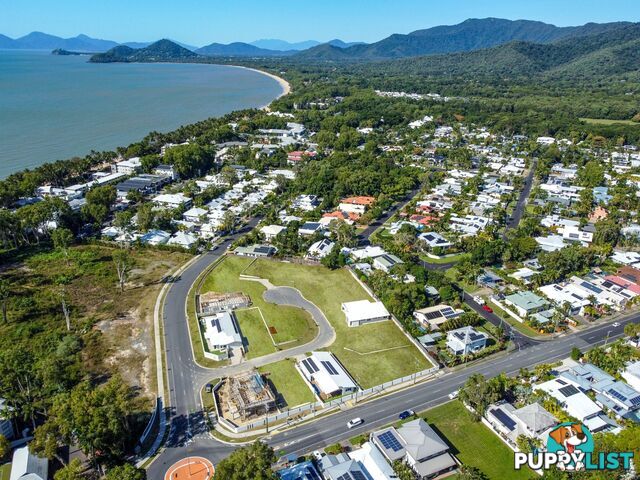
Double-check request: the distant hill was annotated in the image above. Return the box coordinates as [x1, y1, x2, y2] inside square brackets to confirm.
[90, 39, 201, 63]
[366, 23, 640, 79]
[0, 32, 119, 52]
[249, 38, 363, 51]
[196, 41, 296, 57]
[296, 18, 632, 60]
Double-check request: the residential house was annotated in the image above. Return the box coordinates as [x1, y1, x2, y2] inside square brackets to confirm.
[139, 229, 171, 246]
[153, 164, 178, 180]
[418, 232, 452, 250]
[339, 196, 375, 215]
[589, 206, 608, 223]
[319, 454, 372, 480]
[535, 235, 567, 252]
[260, 224, 287, 242]
[277, 461, 322, 480]
[413, 304, 463, 331]
[341, 300, 390, 327]
[298, 222, 324, 237]
[372, 253, 404, 273]
[446, 326, 488, 355]
[504, 291, 549, 318]
[201, 311, 243, 356]
[234, 244, 277, 257]
[534, 377, 618, 433]
[9, 446, 48, 480]
[298, 351, 358, 399]
[307, 238, 335, 259]
[371, 418, 458, 479]
[0, 398, 14, 440]
[622, 361, 640, 392]
[348, 441, 397, 480]
[292, 195, 320, 212]
[509, 267, 537, 285]
[182, 207, 208, 223]
[152, 192, 192, 209]
[486, 401, 557, 445]
[167, 231, 198, 249]
[112, 157, 141, 174]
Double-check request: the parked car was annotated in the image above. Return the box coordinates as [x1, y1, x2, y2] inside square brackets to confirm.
[448, 390, 459, 400]
[398, 410, 415, 420]
[482, 305, 493, 313]
[347, 418, 364, 429]
[205, 383, 213, 393]
[473, 295, 485, 305]
[312, 450, 325, 461]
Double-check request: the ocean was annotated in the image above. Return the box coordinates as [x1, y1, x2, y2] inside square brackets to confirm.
[0, 50, 284, 178]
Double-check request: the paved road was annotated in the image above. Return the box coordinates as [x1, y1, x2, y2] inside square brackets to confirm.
[357, 187, 421, 245]
[505, 157, 537, 233]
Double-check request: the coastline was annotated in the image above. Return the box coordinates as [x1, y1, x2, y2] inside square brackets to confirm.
[227, 64, 291, 108]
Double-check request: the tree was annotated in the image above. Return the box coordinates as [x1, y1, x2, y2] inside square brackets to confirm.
[105, 463, 146, 480]
[51, 227, 74, 261]
[0, 434, 9, 460]
[220, 211, 236, 234]
[570, 346, 582, 361]
[0, 279, 9, 324]
[458, 373, 502, 415]
[215, 441, 277, 480]
[220, 165, 239, 186]
[135, 203, 155, 233]
[458, 465, 488, 480]
[113, 250, 133, 293]
[54, 458, 84, 480]
[392, 460, 416, 480]
[83, 185, 116, 225]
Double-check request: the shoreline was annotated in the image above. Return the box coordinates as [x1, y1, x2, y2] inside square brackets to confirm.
[226, 64, 291, 108]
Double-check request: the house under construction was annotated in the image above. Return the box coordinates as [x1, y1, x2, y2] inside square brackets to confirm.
[218, 371, 277, 422]
[199, 291, 251, 315]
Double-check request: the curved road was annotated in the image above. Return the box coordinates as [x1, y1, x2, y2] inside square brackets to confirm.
[148, 215, 637, 479]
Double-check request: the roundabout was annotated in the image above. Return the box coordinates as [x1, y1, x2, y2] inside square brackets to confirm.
[164, 456, 215, 480]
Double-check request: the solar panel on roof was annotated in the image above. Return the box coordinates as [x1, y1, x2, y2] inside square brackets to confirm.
[490, 408, 517, 431]
[608, 389, 628, 402]
[306, 358, 319, 372]
[580, 281, 602, 294]
[321, 360, 339, 375]
[425, 311, 444, 320]
[630, 396, 640, 407]
[559, 385, 579, 397]
[556, 379, 567, 385]
[378, 431, 403, 451]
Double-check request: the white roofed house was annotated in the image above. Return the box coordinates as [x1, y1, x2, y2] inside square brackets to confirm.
[307, 238, 335, 259]
[413, 304, 463, 331]
[298, 351, 358, 400]
[112, 156, 141, 174]
[260, 224, 287, 242]
[152, 192, 192, 209]
[298, 221, 324, 237]
[167, 231, 198, 249]
[139, 229, 171, 246]
[372, 253, 404, 273]
[418, 232, 452, 250]
[201, 311, 243, 360]
[446, 326, 488, 356]
[341, 300, 390, 327]
[182, 206, 208, 223]
[485, 401, 557, 446]
[9, 445, 48, 480]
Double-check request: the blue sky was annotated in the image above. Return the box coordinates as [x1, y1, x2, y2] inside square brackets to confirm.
[2, 0, 639, 46]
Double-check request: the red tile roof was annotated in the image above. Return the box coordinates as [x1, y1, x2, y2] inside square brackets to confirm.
[340, 196, 375, 206]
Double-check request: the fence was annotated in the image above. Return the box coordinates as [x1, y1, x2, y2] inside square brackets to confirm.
[215, 365, 439, 434]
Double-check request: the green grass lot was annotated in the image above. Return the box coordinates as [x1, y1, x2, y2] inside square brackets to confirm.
[242, 258, 432, 388]
[444, 268, 480, 294]
[580, 117, 640, 126]
[419, 253, 468, 265]
[0, 464, 11, 480]
[200, 257, 317, 359]
[486, 299, 544, 338]
[422, 401, 532, 480]
[258, 359, 315, 408]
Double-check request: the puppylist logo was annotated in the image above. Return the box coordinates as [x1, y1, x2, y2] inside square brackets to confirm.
[514, 422, 634, 472]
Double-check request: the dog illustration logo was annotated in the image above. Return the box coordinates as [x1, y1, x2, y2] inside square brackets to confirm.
[546, 422, 594, 471]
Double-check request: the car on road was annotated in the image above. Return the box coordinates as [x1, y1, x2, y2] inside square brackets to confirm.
[347, 418, 364, 429]
[205, 383, 213, 393]
[482, 305, 493, 313]
[448, 390, 459, 400]
[473, 295, 485, 305]
[612, 322, 621, 327]
[398, 410, 414, 420]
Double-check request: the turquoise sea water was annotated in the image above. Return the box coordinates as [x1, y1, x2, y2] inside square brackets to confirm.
[0, 50, 283, 178]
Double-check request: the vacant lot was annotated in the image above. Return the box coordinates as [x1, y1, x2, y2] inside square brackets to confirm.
[422, 401, 531, 480]
[258, 359, 315, 408]
[580, 117, 639, 126]
[243, 258, 432, 388]
[200, 257, 317, 359]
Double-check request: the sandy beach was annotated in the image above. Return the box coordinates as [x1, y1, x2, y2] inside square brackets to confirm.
[228, 65, 291, 108]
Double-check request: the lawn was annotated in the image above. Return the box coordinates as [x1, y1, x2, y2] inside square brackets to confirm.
[200, 257, 317, 359]
[486, 299, 544, 338]
[422, 401, 532, 480]
[0, 464, 11, 480]
[258, 359, 315, 407]
[580, 117, 639, 126]
[242, 258, 432, 388]
[420, 253, 468, 265]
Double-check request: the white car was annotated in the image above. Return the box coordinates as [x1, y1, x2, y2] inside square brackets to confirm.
[612, 322, 621, 327]
[312, 450, 324, 461]
[347, 417, 364, 429]
[448, 390, 459, 400]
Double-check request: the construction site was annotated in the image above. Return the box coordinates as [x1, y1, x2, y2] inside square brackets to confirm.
[215, 371, 278, 424]
[199, 291, 251, 315]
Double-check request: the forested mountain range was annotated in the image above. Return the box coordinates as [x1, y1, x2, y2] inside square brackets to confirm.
[89, 39, 200, 63]
[295, 18, 631, 60]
